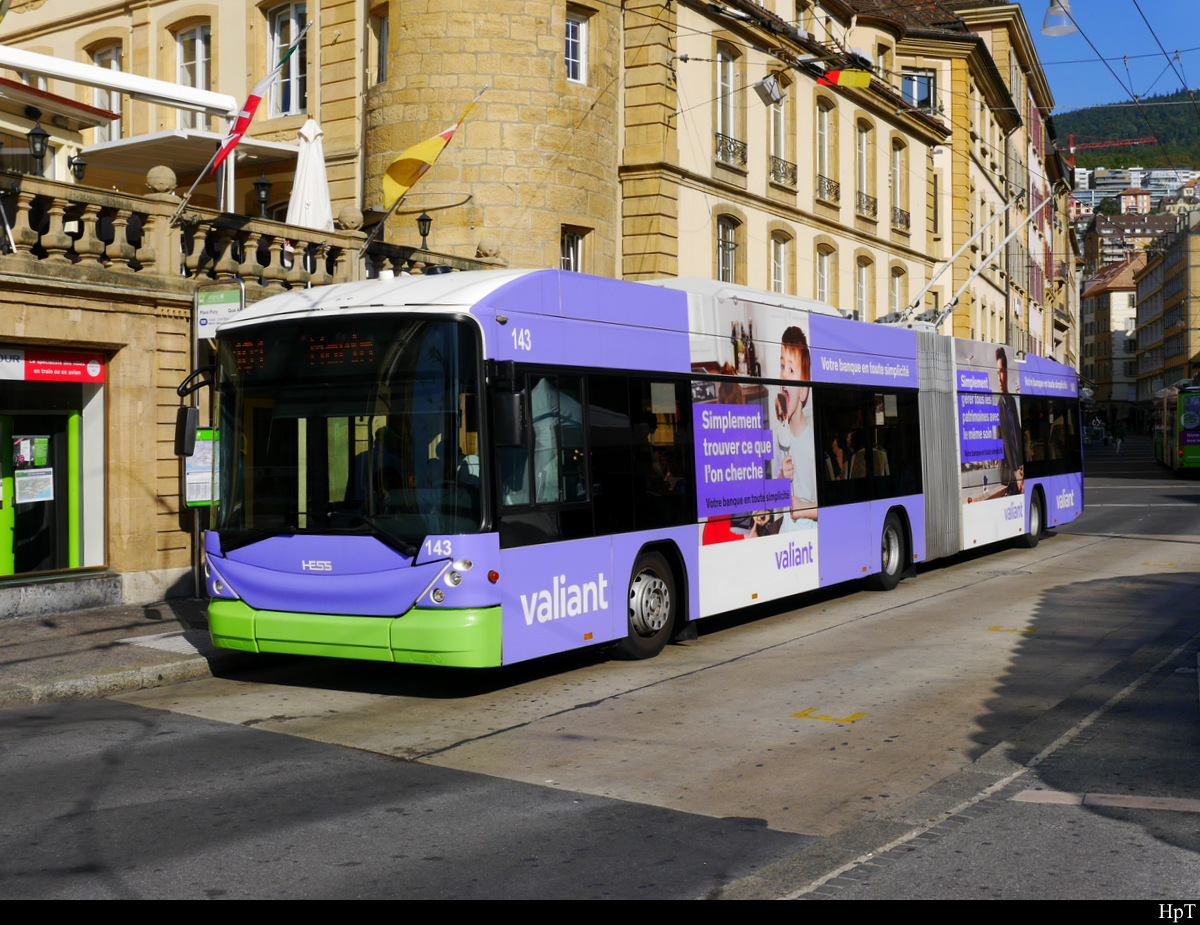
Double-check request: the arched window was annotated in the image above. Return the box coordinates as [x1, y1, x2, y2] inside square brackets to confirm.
[890, 266, 907, 314]
[815, 98, 838, 204]
[91, 44, 122, 142]
[770, 231, 792, 293]
[855, 256, 873, 321]
[176, 24, 211, 130]
[767, 72, 794, 186]
[815, 244, 836, 304]
[267, 2, 308, 116]
[890, 139, 909, 229]
[717, 214, 741, 283]
[855, 119, 876, 218]
[714, 44, 745, 166]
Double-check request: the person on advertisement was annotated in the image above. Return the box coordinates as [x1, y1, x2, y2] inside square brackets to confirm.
[994, 346, 1024, 497]
[775, 325, 818, 529]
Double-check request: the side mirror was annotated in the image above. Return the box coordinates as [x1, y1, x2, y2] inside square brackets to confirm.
[174, 406, 199, 457]
[493, 391, 526, 448]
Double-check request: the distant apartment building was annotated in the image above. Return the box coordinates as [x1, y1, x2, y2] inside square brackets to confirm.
[1083, 213, 1176, 275]
[1081, 254, 1143, 423]
[1118, 187, 1151, 215]
[1135, 211, 1200, 404]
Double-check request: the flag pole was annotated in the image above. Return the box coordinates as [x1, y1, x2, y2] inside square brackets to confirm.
[358, 191, 408, 256]
[169, 143, 224, 227]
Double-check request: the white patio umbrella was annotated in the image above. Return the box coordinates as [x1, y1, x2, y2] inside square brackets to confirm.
[285, 118, 334, 231]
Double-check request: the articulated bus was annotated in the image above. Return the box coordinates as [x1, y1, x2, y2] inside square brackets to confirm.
[189, 270, 1083, 667]
[1154, 382, 1200, 471]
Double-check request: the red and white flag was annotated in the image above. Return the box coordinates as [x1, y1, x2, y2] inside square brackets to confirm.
[211, 20, 311, 174]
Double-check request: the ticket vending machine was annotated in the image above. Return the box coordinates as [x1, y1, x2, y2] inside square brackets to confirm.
[1, 414, 78, 575]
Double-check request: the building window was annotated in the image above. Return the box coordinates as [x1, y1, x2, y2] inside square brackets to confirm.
[891, 140, 909, 229]
[769, 93, 785, 162]
[856, 257, 873, 321]
[816, 245, 833, 303]
[770, 233, 790, 294]
[91, 44, 122, 143]
[717, 215, 739, 283]
[716, 48, 735, 139]
[890, 267, 906, 314]
[561, 227, 586, 272]
[814, 98, 838, 203]
[565, 9, 588, 84]
[902, 68, 936, 110]
[176, 24, 211, 130]
[816, 100, 830, 178]
[370, 6, 389, 84]
[855, 120, 876, 218]
[268, 2, 307, 117]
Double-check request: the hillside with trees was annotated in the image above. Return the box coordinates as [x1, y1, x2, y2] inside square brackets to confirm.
[1055, 89, 1200, 169]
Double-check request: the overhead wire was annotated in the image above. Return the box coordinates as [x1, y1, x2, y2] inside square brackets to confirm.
[1129, 0, 1200, 128]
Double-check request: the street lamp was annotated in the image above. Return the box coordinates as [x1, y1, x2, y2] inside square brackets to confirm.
[67, 154, 87, 182]
[25, 117, 49, 177]
[416, 210, 432, 249]
[253, 172, 272, 218]
[1041, 1, 1078, 37]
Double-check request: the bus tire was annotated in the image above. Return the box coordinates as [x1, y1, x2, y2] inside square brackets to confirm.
[614, 551, 676, 660]
[1018, 492, 1043, 548]
[867, 512, 905, 592]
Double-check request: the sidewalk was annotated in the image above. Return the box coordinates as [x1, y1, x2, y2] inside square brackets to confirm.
[0, 595, 252, 707]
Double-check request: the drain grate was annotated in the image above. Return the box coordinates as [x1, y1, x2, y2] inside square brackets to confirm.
[118, 629, 214, 656]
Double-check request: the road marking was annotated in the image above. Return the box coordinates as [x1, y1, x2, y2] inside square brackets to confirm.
[988, 626, 1036, 634]
[791, 708, 867, 723]
[1011, 789, 1200, 813]
[1141, 562, 1176, 567]
[1087, 503, 1196, 508]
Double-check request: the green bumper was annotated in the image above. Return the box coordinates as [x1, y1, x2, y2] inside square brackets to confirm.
[209, 600, 503, 668]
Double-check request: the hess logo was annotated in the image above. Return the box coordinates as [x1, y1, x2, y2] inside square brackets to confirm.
[301, 560, 333, 571]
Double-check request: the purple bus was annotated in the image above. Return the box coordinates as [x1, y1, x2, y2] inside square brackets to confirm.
[191, 269, 1082, 667]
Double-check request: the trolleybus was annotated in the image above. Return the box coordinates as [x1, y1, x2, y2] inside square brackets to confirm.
[1154, 381, 1200, 471]
[182, 270, 1083, 667]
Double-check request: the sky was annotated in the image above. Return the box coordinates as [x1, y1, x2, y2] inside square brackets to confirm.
[1015, 0, 1200, 114]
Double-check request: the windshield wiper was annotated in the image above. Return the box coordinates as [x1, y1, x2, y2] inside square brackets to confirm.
[329, 512, 420, 559]
[219, 525, 297, 554]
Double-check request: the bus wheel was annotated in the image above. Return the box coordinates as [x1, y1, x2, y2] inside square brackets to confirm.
[1018, 493, 1043, 548]
[867, 513, 905, 592]
[615, 552, 675, 659]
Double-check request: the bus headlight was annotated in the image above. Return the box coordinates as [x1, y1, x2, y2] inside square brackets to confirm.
[431, 588, 445, 603]
[445, 570, 463, 587]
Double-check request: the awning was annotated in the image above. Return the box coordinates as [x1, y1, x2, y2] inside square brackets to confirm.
[83, 129, 298, 178]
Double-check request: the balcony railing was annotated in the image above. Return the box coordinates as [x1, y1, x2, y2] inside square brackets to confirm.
[769, 155, 797, 189]
[715, 133, 748, 168]
[0, 170, 502, 298]
[856, 191, 878, 218]
[891, 206, 911, 231]
[816, 174, 840, 205]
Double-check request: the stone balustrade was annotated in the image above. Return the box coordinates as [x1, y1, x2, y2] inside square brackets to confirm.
[0, 168, 503, 301]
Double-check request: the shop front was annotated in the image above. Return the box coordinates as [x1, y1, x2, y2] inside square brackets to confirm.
[0, 346, 105, 578]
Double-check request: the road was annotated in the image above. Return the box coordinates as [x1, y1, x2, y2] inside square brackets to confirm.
[3, 437, 1198, 898]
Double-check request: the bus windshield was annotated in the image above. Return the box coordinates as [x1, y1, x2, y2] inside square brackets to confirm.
[215, 315, 483, 554]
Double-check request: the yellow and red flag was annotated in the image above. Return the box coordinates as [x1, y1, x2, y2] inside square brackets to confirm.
[817, 69, 872, 88]
[382, 89, 485, 209]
